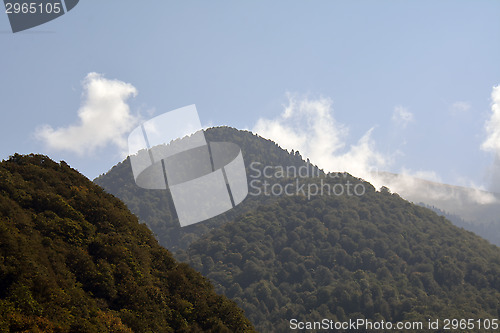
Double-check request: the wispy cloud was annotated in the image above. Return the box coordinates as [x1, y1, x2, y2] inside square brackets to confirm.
[35, 73, 139, 156]
[392, 105, 414, 128]
[252, 94, 496, 209]
[253, 94, 388, 177]
[451, 101, 471, 114]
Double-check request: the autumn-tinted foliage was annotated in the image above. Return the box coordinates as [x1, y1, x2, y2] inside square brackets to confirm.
[0, 154, 255, 332]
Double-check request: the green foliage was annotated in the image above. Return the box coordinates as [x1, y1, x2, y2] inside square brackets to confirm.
[95, 127, 500, 332]
[95, 127, 315, 252]
[183, 192, 500, 332]
[0, 154, 255, 332]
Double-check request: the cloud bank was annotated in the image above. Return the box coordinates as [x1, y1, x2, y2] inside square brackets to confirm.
[36, 73, 139, 156]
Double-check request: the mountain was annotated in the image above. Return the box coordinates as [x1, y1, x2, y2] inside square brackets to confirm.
[95, 127, 500, 332]
[0, 154, 255, 332]
[95, 127, 318, 252]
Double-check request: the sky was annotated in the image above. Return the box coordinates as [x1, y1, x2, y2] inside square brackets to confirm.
[1, 0, 500, 196]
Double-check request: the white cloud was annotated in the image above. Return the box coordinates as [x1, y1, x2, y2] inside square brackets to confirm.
[392, 105, 414, 128]
[481, 85, 500, 193]
[252, 94, 497, 209]
[481, 85, 500, 154]
[36, 73, 139, 156]
[451, 101, 471, 114]
[253, 94, 389, 179]
[370, 170, 498, 217]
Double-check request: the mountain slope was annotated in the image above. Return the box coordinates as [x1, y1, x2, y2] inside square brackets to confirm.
[95, 126, 500, 251]
[94, 126, 500, 331]
[181, 185, 500, 332]
[0, 154, 255, 332]
[95, 126, 316, 252]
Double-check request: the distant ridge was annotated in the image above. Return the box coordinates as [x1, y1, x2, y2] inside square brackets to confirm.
[373, 171, 500, 245]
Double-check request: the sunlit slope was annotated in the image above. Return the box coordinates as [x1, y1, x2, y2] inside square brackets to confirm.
[0, 154, 255, 332]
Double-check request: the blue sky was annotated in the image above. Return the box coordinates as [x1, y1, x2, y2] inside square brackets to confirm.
[1, 1, 499, 194]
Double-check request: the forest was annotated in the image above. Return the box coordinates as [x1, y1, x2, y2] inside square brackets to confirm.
[179, 188, 500, 331]
[94, 127, 320, 252]
[96, 127, 500, 332]
[0, 154, 255, 332]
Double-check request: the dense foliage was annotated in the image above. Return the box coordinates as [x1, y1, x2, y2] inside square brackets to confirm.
[95, 126, 500, 332]
[95, 127, 314, 251]
[180, 188, 500, 332]
[0, 154, 255, 332]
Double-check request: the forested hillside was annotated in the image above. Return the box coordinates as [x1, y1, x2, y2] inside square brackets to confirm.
[95, 127, 500, 332]
[180, 186, 500, 332]
[0, 154, 255, 332]
[95, 127, 316, 251]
